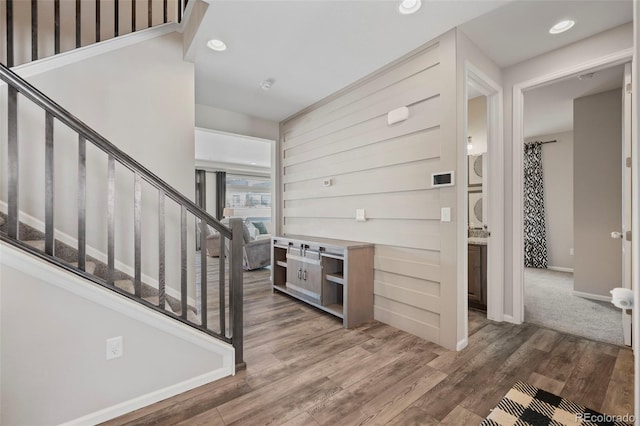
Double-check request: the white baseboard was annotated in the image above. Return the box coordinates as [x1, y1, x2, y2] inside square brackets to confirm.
[62, 367, 229, 426]
[572, 290, 612, 303]
[0, 201, 195, 306]
[548, 266, 574, 273]
[6, 23, 177, 80]
[456, 337, 468, 351]
[503, 314, 520, 324]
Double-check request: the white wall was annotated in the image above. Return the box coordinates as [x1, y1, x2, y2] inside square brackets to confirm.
[467, 96, 487, 155]
[196, 103, 279, 142]
[524, 131, 574, 270]
[0, 243, 232, 425]
[573, 89, 622, 297]
[280, 30, 459, 349]
[502, 22, 633, 316]
[0, 31, 196, 298]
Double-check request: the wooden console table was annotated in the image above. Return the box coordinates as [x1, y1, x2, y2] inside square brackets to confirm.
[271, 235, 374, 328]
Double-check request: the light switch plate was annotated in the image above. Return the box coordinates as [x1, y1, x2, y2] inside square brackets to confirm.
[355, 209, 366, 222]
[441, 207, 451, 222]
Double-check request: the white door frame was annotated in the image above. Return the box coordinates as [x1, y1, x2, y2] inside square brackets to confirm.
[460, 62, 504, 346]
[511, 49, 633, 324]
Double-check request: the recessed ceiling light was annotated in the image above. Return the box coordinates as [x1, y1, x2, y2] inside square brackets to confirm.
[549, 20, 575, 34]
[398, 0, 421, 15]
[260, 78, 276, 90]
[250, 162, 257, 165]
[207, 39, 227, 51]
[578, 72, 595, 80]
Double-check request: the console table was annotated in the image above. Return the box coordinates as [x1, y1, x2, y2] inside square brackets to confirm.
[271, 235, 374, 328]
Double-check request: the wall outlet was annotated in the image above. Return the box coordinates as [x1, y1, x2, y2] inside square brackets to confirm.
[322, 178, 332, 187]
[355, 209, 366, 222]
[570, 248, 574, 256]
[106, 336, 123, 360]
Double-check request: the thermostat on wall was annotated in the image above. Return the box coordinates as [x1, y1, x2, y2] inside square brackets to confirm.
[431, 171, 455, 187]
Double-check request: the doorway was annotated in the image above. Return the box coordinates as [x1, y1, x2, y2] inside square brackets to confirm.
[521, 63, 628, 345]
[513, 54, 630, 343]
[461, 63, 504, 347]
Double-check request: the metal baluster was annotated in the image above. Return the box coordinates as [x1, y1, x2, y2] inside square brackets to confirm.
[31, 0, 38, 61]
[75, 0, 81, 48]
[107, 155, 115, 286]
[54, 0, 60, 54]
[163, 0, 167, 24]
[147, 0, 152, 28]
[131, 0, 136, 32]
[200, 218, 207, 328]
[78, 135, 86, 271]
[96, 0, 101, 42]
[134, 173, 142, 296]
[180, 205, 187, 319]
[6, 0, 14, 67]
[158, 190, 166, 309]
[114, 0, 119, 37]
[7, 87, 18, 238]
[230, 218, 244, 368]
[219, 234, 225, 336]
[45, 112, 54, 256]
[177, 0, 182, 23]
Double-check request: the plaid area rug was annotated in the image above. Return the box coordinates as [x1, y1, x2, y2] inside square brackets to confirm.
[480, 381, 633, 426]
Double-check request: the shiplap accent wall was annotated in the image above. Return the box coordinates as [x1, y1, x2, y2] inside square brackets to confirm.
[280, 30, 459, 349]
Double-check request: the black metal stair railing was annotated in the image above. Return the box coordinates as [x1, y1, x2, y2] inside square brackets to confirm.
[4, 0, 189, 68]
[0, 62, 244, 368]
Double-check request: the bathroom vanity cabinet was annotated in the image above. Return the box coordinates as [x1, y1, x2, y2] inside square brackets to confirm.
[468, 243, 487, 310]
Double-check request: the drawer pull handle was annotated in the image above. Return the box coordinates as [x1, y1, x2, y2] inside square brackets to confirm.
[302, 270, 307, 281]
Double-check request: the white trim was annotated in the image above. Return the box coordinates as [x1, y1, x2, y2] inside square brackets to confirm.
[572, 290, 612, 303]
[7, 23, 177, 80]
[511, 48, 634, 325]
[503, 314, 517, 324]
[195, 127, 274, 144]
[548, 266, 574, 273]
[0, 202, 194, 306]
[460, 61, 505, 345]
[61, 367, 228, 425]
[631, 3, 639, 419]
[195, 159, 271, 177]
[456, 337, 469, 351]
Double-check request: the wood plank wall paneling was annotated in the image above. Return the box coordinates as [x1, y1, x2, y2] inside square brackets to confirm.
[281, 31, 458, 348]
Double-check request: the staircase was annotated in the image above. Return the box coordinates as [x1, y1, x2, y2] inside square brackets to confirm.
[0, 21, 245, 369]
[3, 0, 189, 67]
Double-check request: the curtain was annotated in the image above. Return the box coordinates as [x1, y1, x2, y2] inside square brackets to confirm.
[523, 142, 547, 268]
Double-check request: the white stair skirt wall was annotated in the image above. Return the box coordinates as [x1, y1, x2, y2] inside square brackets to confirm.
[0, 201, 195, 307]
[0, 242, 234, 426]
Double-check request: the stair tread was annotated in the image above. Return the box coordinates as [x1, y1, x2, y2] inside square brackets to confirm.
[70, 261, 96, 275]
[24, 240, 45, 250]
[114, 279, 135, 294]
[143, 296, 176, 314]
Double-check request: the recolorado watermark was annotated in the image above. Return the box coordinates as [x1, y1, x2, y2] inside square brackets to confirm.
[576, 412, 635, 423]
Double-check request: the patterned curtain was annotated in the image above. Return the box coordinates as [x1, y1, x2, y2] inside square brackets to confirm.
[524, 142, 547, 268]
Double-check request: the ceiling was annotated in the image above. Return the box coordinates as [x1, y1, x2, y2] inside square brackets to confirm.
[192, 0, 633, 122]
[523, 64, 625, 139]
[458, 0, 632, 68]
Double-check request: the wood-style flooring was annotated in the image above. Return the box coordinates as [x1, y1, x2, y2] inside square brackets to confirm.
[105, 266, 634, 425]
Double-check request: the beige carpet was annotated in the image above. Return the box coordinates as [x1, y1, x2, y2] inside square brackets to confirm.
[524, 268, 624, 346]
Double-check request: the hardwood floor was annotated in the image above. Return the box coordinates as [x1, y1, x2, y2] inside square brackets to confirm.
[105, 266, 634, 425]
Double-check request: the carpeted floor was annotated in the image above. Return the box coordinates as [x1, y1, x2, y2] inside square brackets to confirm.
[524, 268, 624, 346]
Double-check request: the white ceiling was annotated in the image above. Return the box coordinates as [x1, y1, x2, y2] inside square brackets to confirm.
[523, 64, 625, 139]
[458, 0, 632, 68]
[192, 0, 510, 121]
[192, 0, 632, 122]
